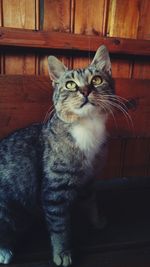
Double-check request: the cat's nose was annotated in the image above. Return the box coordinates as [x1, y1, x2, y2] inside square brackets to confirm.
[80, 86, 92, 96]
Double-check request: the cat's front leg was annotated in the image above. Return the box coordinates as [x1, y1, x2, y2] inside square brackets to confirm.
[43, 196, 73, 267]
[51, 232, 72, 267]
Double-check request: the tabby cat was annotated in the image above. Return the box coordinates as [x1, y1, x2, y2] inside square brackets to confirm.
[0, 45, 114, 266]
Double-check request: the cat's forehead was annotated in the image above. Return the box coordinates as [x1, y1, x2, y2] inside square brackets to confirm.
[63, 67, 98, 80]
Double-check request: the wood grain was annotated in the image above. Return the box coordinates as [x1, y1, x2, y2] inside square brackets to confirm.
[43, 0, 71, 32]
[107, 0, 140, 39]
[1, 1, 37, 74]
[111, 58, 132, 78]
[74, 0, 105, 35]
[0, 27, 150, 56]
[137, 0, 150, 40]
[133, 59, 150, 79]
[0, 75, 52, 138]
[107, 79, 150, 137]
[39, 0, 71, 75]
[4, 53, 36, 74]
[2, 0, 36, 29]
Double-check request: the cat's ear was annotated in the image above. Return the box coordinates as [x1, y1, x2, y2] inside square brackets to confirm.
[48, 56, 68, 81]
[90, 45, 111, 76]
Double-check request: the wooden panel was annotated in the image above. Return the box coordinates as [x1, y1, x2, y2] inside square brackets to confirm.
[111, 58, 132, 78]
[39, 0, 71, 75]
[107, 0, 139, 39]
[0, 0, 2, 26]
[72, 56, 91, 69]
[73, 0, 106, 67]
[1, 1, 37, 74]
[133, 60, 150, 79]
[101, 138, 123, 179]
[74, 0, 105, 35]
[137, 0, 150, 40]
[0, 27, 150, 56]
[0, 76, 150, 139]
[122, 138, 149, 177]
[0, 75, 52, 138]
[106, 79, 150, 138]
[2, 0, 36, 29]
[4, 53, 36, 74]
[43, 0, 71, 32]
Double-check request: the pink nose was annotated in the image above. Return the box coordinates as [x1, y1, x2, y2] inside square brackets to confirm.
[80, 86, 92, 96]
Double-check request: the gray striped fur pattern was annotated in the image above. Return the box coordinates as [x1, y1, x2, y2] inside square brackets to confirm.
[0, 45, 114, 266]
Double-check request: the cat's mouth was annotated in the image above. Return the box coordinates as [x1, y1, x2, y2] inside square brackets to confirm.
[80, 96, 95, 108]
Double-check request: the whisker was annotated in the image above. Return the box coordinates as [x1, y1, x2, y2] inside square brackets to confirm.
[97, 96, 134, 133]
[43, 104, 55, 123]
[104, 99, 134, 131]
[99, 100, 118, 130]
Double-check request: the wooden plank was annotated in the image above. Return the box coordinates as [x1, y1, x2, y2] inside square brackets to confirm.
[0, 76, 150, 139]
[4, 53, 36, 74]
[0, 75, 52, 138]
[133, 59, 150, 79]
[111, 58, 132, 78]
[101, 138, 123, 179]
[137, 0, 150, 40]
[107, 0, 139, 39]
[132, 0, 150, 79]
[0, 27, 150, 56]
[74, 0, 105, 35]
[2, 0, 36, 29]
[106, 79, 150, 138]
[43, 0, 71, 32]
[2, 1, 37, 74]
[39, 0, 71, 75]
[73, 0, 106, 71]
[0, 0, 2, 26]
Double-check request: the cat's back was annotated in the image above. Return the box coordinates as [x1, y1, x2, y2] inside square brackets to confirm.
[0, 123, 43, 159]
[0, 124, 43, 200]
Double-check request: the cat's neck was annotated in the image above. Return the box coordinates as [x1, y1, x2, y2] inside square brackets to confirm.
[70, 114, 107, 163]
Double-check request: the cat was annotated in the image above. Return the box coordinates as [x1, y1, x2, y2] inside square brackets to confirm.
[0, 45, 114, 267]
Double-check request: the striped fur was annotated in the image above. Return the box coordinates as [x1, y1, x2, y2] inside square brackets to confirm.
[0, 45, 114, 266]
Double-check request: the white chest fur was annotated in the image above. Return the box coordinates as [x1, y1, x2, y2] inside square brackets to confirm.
[70, 115, 106, 165]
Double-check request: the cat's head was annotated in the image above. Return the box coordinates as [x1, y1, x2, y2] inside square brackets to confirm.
[48, 45, 114, 123]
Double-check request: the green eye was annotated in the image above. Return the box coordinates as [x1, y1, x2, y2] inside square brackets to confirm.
[66, 81, 77, 91]
[91, 76, 102, 86]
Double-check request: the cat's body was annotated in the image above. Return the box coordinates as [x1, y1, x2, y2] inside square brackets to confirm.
[0, 45, 114, 266]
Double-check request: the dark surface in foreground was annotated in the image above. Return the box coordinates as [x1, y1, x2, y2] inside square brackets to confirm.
[5, 178, 150, 267]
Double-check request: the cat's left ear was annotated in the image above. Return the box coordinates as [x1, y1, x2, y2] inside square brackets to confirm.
[90, 45, 111, 76]
[48, 56, 68, 81]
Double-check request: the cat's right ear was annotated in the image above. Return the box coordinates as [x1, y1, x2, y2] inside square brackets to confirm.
[48, 56, 68, 81]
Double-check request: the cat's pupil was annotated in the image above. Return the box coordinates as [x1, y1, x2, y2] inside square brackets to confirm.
[91, 75, 102, 86]
[66, 81, 77, 90]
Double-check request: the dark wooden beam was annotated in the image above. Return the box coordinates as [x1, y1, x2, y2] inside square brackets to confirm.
[0, 27, 150, 56]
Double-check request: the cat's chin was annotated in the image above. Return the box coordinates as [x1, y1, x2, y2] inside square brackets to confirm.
[74, 102, 97, 117]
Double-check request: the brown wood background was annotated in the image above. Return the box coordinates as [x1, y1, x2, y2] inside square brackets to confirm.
[0, 0, 150, 180]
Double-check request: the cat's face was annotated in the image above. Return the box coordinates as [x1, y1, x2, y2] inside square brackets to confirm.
[48, 45, 115, 123]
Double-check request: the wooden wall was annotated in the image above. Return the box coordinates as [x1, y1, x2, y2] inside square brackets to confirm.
[0, 0, 150, 180]
[0, 0, 150, 77]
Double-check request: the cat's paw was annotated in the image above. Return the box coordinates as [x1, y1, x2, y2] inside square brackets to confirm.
[0, 248, 13, 264]
[53, 251, 72, 267]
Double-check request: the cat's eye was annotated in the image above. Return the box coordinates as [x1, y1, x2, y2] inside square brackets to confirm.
[91, 76, 103, 86]
[66, 81, 77, 91]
